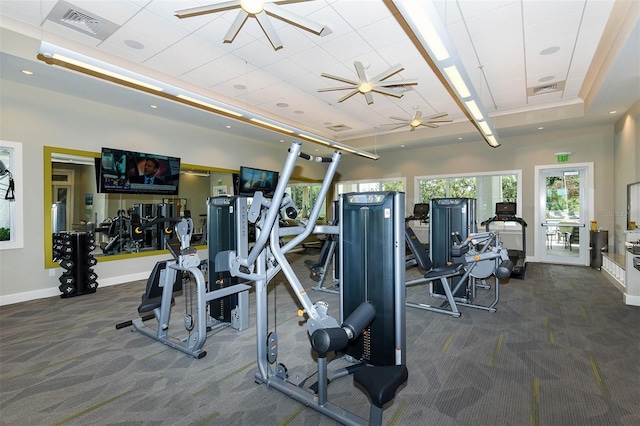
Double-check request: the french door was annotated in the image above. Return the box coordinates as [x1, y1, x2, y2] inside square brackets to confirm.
[535, 163, 593, 266]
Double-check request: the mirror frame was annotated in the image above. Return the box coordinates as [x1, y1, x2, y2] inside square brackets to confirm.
[44, 146, 237, 268]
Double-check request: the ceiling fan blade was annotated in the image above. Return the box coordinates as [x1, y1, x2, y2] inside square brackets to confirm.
[176, 1, 240, 19]
[410, 125, 417, 132]
[364, 91, 374, 105]
[264, 3, 325, 34]
[428, 119, 453, 124]
[388, 116, 410, 121]
[224, 9, 250, 43]
[376, 79, 419, 88]
[425, 112, 450, 120]
[413, 110, 422, 121]
[255, 10, 283, 50]
[380, 123, 408, 130]
[318, 86, 360, 92]
[371, 64, 404, 82]
[423, 123, 440, 128]
[320, 73, 360, 86]
[371, 86, 403, 98]
[337, 90, 360, 103]
[354, 61, 368, 83]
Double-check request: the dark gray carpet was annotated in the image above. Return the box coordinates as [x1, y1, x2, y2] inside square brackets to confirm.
[1, 256, 639, 425]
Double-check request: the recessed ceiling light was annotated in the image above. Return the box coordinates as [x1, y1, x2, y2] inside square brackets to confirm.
[149, 104, 158, 109]
[21, 69, 34, 75]
[540, 46, 560, 55]
[609, 110, 618, 114]
[539, 75, 554, 82]
[226, 125, 232, 129]
[234, 84, 246, 90]
[124, 39, 144, 50]
[294, 110, 304, 114]
[458, 137, 463, 140]
[538, 126, 544, 130]
[400, 144, 405, 148]
[276, 102, 289, 108]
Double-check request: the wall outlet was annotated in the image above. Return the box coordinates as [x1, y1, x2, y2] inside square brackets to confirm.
[48, 269, 56, 277]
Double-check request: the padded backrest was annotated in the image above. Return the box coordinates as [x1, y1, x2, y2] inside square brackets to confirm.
[405, 226, 432, 272]
[144, 260, 183, 299]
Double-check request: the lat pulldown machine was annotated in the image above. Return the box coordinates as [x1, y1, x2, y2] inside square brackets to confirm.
[217, 141, 407, 426]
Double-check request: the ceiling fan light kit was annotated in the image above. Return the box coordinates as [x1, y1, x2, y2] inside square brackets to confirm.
[318, 61, 418, 105]
[382, 110, 452, 132]
[389, 0, 501, 147]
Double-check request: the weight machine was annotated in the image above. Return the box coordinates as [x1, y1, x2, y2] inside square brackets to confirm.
[218, 142, 407, 426]
[116, 216, 250, 359]
[405, 227, 514, 317]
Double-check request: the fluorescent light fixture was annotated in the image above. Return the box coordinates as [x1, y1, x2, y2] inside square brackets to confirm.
[389, 0, 500, 148]
[478, 120, 492, 135]
[394, 0, 449, 61]
[464, 100, 483, 120]
[443, 65, 470, 98]
[297, 133, 332, 146]
[250, 118, 294, 133]
[38, 42, 164, 92]
[176, 94, 243, 117]
[36, 41, 379, 159]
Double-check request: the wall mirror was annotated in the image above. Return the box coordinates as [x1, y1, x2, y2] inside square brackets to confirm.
[44, 146, 235, 269]
[45, 146, 326, 269]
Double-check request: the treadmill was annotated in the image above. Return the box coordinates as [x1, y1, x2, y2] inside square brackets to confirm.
[481, 202, 527, 278]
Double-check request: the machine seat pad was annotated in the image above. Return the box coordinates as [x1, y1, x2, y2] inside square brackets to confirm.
[353, 365, 408, 408]
[138, 295, 174, 314]
[424, 263, 464, 280]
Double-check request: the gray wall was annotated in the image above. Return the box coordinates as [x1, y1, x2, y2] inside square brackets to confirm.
[339, 122, 619, 258]
[0, 79, 326, 304]
[0, 77, 637, 305]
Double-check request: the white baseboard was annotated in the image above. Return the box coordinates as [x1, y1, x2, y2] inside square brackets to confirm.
[0, 272, 150, 306]
[624, 293, 640, 306]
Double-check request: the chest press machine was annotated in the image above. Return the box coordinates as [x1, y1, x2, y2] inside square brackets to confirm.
[216, 142, 407, 426]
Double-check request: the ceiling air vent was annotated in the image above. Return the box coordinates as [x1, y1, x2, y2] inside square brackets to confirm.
[327, 124, 352, 132]
[527, 80, 566, 97]
[45, 1, 119, 41]
[60, 9, 105, 36]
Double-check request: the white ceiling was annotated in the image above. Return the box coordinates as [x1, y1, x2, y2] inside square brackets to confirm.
[1, 0, 638, 156]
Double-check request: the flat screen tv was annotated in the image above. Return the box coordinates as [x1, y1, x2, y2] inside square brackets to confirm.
[99, 147, 180, 195]
[238, 166, 279, 197]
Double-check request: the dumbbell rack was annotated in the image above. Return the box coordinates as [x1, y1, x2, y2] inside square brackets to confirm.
[53, 232, 99, 298]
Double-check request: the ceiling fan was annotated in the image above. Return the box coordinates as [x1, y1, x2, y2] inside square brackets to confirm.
[318, 61, 418, 105]
[175, 0, 326, 50]
[381, 110, 452, 132]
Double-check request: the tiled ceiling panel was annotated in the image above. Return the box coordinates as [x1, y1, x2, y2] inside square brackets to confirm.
[0, 0, 633, 150]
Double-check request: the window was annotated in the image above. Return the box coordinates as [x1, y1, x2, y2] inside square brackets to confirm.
[336, 178, 406, 195]
[0, 141, 23, 250]
[286, 183, 326, 221]
[416, 171, 521, 222]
